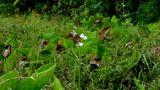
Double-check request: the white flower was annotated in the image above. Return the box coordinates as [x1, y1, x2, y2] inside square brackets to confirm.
[80, 33, 87, 40]
[78, 42, 84, 47]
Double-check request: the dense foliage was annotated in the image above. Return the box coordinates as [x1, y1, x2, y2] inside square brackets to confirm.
[0, 0, 160, 24]
[1, 0, 160, 90]
[0, 13, 160, 89]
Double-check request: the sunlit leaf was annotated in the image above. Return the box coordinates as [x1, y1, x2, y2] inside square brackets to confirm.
[52, 76, 64, 90]
[111, 15, 117, 24]
[0, 70, 18, 90]
[16, 77, 37, 90]
[32, 63, 56, 89]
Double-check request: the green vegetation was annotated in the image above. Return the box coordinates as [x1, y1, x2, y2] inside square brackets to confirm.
[1, 0, 160, 90]
[0, 13, 160, 89]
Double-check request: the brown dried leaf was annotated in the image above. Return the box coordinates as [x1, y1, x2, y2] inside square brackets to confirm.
[3, 45, 11, 58]
[90, 57, 101, 67]
[0, 61, 3, 73]
[21, 56, 27, 61]
[125, 42, 132, 48]
[90, 56, 102, 71]
[65, 31, 77, 38]
[64, 32, 71, 38]
[73, 34, 81, 43]
[56, 42, 64, 54]
[99, 27, 110, 41]
[19, 60, 29, 69]
[0, 61, 3, 65]
[95, 19, 102, 24]
[40, 40, 48, 49]
[65, 31, 81, 44]
[151, 46, 160, 57]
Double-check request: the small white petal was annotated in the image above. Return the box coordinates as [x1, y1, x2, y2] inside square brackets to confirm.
[83, 36, 87, 40]
[78, 42, 84, 47]
[80, 33, 87, 40]
[80, 33, 84, 38]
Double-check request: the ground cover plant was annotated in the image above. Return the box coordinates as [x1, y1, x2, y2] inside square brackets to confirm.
[0, 13, 160, 90]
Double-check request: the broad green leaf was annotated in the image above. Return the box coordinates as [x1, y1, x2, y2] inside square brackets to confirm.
[36, 63, 54, 72]
[16, 77, 37, 90]
[4, 50, 17, 72]
[111, 15, 117, 24]
[52, 76, 64, 90]
[32, 63, 56, 89]
[0, 70, 18, 90]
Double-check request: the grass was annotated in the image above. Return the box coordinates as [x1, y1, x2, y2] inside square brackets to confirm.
[0, 13, 160, 90]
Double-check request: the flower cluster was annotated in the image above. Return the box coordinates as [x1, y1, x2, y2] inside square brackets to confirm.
[78, 33, 87, 47]
[70, 31, 87, 47]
